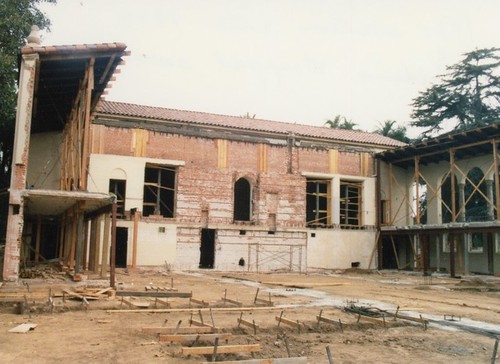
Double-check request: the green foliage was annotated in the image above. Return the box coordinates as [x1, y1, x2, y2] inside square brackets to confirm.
[325, 115, 359, 130]
[374, 120, 410, 143]
[0, 0, 55, 188]
[411, 47, 500, 137]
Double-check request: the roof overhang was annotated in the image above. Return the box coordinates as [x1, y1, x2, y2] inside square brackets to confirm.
[20, 43, 129, 133]
[23, 189, 115, 217]
[376, 123, 500, 169]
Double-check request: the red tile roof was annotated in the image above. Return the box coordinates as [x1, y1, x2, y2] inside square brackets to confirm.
[96, 101, 406, 148]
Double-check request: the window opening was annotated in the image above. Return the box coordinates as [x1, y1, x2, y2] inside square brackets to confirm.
[143, 164, 176, 218]
[306, 178, 331, 227]
[233, 178, 252, 221]
[109, 179, 126, 218]
[340, 181, 362, 227]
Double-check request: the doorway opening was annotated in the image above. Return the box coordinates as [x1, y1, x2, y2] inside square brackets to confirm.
[116, 227, 128, 268]
[199, 228, 215, 269]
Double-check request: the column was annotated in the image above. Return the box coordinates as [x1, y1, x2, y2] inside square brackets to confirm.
[486, 180, 494, 220]
[458, 182, 466, 222]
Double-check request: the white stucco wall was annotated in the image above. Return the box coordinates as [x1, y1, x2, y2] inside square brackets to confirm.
[307, 229, 377, 269]
[27, 131, 61, 189]
[88, 153, 184, 212]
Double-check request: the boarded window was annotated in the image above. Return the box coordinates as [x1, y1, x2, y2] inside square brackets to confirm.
[340, 181, 362, 226]
[306, 178, 331, 227]
[143, 164, 176, 218]
[234, 178, 251, 221]
[109, 179, 126, 218]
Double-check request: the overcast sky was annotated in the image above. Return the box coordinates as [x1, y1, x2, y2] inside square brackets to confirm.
[38, 0, 500, 138]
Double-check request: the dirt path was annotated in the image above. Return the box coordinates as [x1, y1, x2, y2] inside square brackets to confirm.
[0, 269, 499, 363]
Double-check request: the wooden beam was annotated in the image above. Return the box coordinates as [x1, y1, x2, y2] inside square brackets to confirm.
[159, 333, 232, 343]
[201, 358, 307, 364]
[115, 291, 191, 298]
[142, 326, 215, 335]
[107, 306, 284, 314]
[182, 344, 260, 356]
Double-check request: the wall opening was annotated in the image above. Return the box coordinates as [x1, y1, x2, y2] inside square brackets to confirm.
[199, 228, 215, 269]
[109, 179, 126, 218]
[233, 178, 251, 221]
[116, 227, 128, 268]
[306, 178, 330, 227]
[340, 180, 362, 227]
[143, 164, 176, 218]
[465, 167, 488, 221]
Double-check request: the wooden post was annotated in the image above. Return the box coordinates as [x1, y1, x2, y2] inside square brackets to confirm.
[69, 206, 78, 271]
[132, 210, 139, 271]
[101, 213, 110, 277]
[82, 219, 89, 271]
[493, 140, 500, 221]
[94, 216, 102, 273]
[449, 149, 456, 278]
[326, 345, 334, 364]
[35, 216, 41, 262]
[88, 218, 97, 271]
[388, 163, 393, 224]
[492, 338, 499, 364]
[110, 203, 117, 288]
[81, 58, 94, 190]
[415, 157, 420, 224]
[75, 210, 84, 275]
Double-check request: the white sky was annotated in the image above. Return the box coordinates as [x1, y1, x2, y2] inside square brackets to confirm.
[38, 0, 500, 138]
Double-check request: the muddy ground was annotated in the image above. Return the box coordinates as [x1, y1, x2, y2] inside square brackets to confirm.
[0, 268, 499, 363]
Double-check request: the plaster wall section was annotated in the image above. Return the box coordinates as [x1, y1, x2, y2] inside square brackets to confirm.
[26, 132, 61, 189]
[175, 227, 307, 271]
[307, 229, 377, 269]
[378, 162, 414, 226]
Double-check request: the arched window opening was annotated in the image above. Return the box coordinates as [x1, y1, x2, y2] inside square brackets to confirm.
[234, 178, 252, 221]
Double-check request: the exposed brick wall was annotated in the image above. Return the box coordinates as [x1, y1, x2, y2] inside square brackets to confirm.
[298, 148, 329, 173]
[100, 127, 134, 156]
[339, 151, 361, 176]
[148, 132, 218, 167]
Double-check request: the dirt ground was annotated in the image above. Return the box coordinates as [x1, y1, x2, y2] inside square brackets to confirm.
[0, 268, 499, 364]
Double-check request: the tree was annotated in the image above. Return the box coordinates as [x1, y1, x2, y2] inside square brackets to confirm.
[411, 47, 500, 137]
[325, 115, 358, 130]
[0, 0, 55, 189]
[374, 120, 410, 143]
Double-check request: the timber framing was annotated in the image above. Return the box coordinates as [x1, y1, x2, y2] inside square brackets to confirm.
[376, 122, 500, 277]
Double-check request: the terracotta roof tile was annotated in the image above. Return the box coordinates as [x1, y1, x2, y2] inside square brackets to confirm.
[96, 101, 406, 148]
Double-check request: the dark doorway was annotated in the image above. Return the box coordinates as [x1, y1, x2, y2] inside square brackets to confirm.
[116, 227, 128, 268]
[381, 236, 398, 269]
[199, 228, 215, 269]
